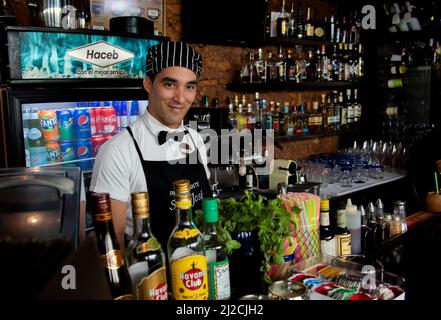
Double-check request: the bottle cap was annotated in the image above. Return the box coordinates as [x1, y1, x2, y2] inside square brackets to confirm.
[131, 192, 150, 218]
[202, 198, 219, 223]
[345, 198, 358, 215]
[91, 192, 112, 221]
[320, 199, 329, 211]
[174, 179, 192, 209]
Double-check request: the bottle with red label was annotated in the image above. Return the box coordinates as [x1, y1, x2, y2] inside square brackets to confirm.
[167, 179, 208, 300]
[126, 192, 168, 300]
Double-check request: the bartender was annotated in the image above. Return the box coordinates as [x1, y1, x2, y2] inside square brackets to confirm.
[90, 41, 211, 249]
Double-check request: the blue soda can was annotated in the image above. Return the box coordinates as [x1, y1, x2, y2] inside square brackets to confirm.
[60, 141, 77, 162]
[57, 109, 75, 141]
[74, 108, 91, 139]
[75, 139, 93, 170]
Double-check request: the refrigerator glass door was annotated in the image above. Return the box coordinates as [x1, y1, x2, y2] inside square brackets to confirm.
[22, 99, 148, 171]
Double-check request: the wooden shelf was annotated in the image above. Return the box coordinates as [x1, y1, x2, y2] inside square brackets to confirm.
[226, 81, 360, 92]
[265, 36, 329, 47]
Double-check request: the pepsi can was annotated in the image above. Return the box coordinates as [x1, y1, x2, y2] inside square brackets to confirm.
[74, 108, 91, 139]
[75, 139, 93, 170]
[60, 141, 77, 162]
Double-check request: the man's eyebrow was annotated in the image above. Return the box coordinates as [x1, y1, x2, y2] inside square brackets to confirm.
[161, 77, 177, 83]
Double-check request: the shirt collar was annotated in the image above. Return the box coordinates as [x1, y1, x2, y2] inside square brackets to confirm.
[142, 108, 185, 136]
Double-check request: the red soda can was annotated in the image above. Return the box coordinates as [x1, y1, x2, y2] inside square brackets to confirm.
[98, 106, 117, 135]
[91, 135, 107, 157]
[89, 107, 97, 136]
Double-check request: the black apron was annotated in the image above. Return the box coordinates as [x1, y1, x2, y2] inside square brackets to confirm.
[126, 126, 211, 249]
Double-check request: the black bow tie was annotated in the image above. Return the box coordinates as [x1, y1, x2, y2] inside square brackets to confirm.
[157, 130, 188, 145]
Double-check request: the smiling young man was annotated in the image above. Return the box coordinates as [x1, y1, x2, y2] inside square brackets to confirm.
[90, 41, 211, 250]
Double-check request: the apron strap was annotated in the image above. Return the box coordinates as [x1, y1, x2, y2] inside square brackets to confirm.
[126, 126, 145, 161]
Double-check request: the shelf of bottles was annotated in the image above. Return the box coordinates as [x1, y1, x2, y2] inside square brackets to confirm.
[230, 1, 364, 92]
[227, 88, 362, 143]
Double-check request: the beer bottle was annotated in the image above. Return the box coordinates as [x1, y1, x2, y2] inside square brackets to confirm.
[92, 192, 133, 300]
[201, 198, 231, 300]
[167, 179, 208, 300]
[126, 192, 168, 300]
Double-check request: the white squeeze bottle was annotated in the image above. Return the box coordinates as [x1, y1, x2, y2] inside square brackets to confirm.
[345, 199, 361, 254]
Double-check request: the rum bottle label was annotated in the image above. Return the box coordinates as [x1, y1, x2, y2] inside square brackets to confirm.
[336, 234, 351, 256]
[208, 258, 230, 300]
[134, 266, 168, 300]
[171, 255, 208, 300]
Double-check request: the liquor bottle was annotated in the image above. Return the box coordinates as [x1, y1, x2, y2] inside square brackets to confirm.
[375, 198, 390, 242]
[276, 46, 286, 82]
[346, 89, 354, 128]
[276, 0, 290, 37]
[92, 192, 133, 300]
[338, 91, 347, 129]
[305, 49, 317, 81]
[228, 103, 237, 129]
[285, 103, 294, 136]
[334, 204, 352, 256]
[329, 15, 336, 43]
[126, 192, 168, 300]
[202, 198, 231, 300]
[293, 105, 304, 135]
[167, 180, 209, 300]
[320, 199, 337, 257]
[314, 11, 325, 40]
[288, 1, 296, 37]
[272, 101, 280, 135]
[308, 101, 322, 133]
[254, 92, 263, 129]
[277, 102, 286, 136]
[353, 89, 362, 124]
[285, 49, 297, 82]
[256, 48, 267, 83]
[383, 4, 398, 33]
[345, 199, 361, 254]
[266, 52, 278, 83]
[236, 104, 246, 130]
[245, 103, 256, 131]
[326, 93, 336, 131]
[263, 99, 273, 130]
[332, 91, 341, 131]
[296, 3, 305, 39]
[298, 104, 308, 134]
[320, 94, 329, 132]
[305, 5, 314, 39]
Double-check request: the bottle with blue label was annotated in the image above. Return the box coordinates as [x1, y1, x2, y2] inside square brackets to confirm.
[201, 198, 231, 300]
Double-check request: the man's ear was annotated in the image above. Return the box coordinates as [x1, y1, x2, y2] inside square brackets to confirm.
[143, 77, 153, 94]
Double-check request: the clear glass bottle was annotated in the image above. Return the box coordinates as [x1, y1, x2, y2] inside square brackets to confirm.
[126, 192, 168, 300]
[202, 199, 231, 300]
[376, 198, 391, 242]
[393, 200, 408, 233]
[276, 0, 290, 37]
[167, 180, 209, 300]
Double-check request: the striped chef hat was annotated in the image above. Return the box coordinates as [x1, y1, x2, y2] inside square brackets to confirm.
[146, 41, 202, 79]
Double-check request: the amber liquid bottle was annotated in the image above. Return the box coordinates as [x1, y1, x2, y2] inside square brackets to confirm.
[92, 192, 133, 300]
[167, 179, 208, 300]
[126, 192, 168, 300]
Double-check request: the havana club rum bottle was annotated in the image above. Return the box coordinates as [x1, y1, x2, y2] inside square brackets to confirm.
[126, 192, 168, 300]
[92, 192, 133, 300]
[167, 180, 209, 300]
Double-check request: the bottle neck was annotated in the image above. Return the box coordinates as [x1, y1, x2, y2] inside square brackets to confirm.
[176, 207, 194, 228]
[203, 221, 219, 234]
[133, 215, 154, 239]
[320, 210, 331, 227]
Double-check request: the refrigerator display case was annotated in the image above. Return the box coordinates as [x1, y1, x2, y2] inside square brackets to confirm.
[0, 26, 166, 229]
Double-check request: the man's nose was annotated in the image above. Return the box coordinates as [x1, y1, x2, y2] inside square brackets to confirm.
[174, 86, 186, 104]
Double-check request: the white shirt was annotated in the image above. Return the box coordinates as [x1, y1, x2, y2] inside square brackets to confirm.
[90, 109, 210, 236]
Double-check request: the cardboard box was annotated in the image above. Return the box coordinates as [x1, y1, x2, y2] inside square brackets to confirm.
[90, 0, 165, 36]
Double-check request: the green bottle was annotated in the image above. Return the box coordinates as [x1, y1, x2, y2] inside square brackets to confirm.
[202, 199, 231, 300]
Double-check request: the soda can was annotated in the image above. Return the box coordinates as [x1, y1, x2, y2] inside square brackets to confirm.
[89, 107, 98, 136]
[46, 141, 61, 163]
[75, 139, 93, 170]
[60, 141, 77, 162]
[99, 106, 117, 134]
[39, 110, 60, 142]
[74, 108, 92, 139]
[56, 109, 75, 141]
[91, 135, 107, 157]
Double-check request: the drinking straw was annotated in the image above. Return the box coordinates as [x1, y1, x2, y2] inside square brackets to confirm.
[435, 172, 439, 195]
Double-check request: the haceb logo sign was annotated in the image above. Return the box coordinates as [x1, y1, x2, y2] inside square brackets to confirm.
[66, 41, 135, 68]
